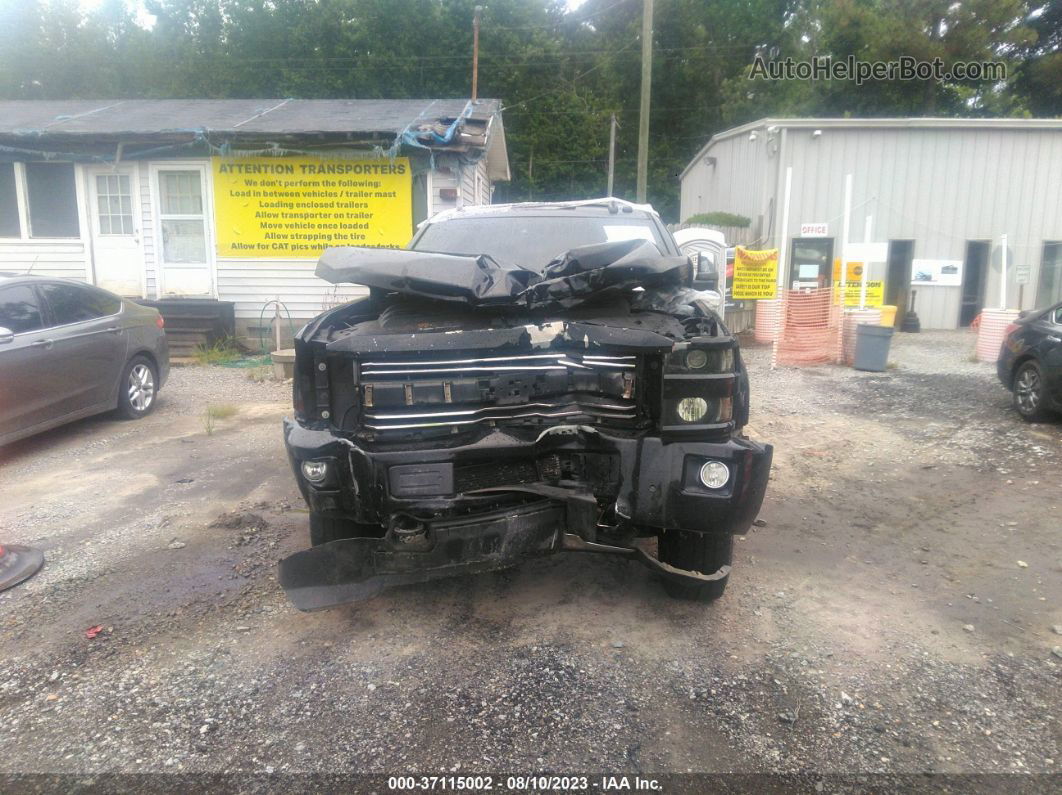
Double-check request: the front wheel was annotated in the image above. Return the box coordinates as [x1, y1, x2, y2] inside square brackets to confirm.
[657, 529, 733, 602]
[1013, 360, 1052, 422]
[117, 355, 158, 420]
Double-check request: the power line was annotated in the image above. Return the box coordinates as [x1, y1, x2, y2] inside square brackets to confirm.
[490, 0, 636, 30]
[499, 39, 639, 113]
[74, 44, 760, 67]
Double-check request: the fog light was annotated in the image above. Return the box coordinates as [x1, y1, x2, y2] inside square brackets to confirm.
[685, 349, 709, 369]
[676, 397, 708, 422]
[301, 460, 329, 483]
[699, 460, 730, 489]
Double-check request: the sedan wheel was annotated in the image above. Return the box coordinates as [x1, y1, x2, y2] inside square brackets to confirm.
[128, 363, 155, 412]
[117, 356, 159, 419]
[1013, 361, 1049, 422]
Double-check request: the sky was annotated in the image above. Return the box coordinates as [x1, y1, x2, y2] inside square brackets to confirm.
[74, 0, 595, 29]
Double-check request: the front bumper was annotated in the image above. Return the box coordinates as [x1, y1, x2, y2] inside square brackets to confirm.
[280, 419, 772, 609]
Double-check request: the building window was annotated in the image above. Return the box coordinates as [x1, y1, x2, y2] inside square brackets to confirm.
[95, 174, 134, 235]
[158, 170, 206, 263]
[25, 162, 79, 238]
[0, 163, 20, 238]
[1039, 242, 1062, 308]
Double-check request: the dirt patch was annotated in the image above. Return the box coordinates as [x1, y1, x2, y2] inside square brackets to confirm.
[1, 343, 1060, 777]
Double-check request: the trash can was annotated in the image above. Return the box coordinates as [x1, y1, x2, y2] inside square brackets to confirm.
[853, 323, 894, 372]
[879, 304, 898, 327]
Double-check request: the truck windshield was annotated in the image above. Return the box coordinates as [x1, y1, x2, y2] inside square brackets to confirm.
[413, 215, 668, 266]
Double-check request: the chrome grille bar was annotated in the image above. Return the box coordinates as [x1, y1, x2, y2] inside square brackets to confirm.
[365, 406, 636, 431]
[366, 401, 637, 421]
[361, 352, 635, 376]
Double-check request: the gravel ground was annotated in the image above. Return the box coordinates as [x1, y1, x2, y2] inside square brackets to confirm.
[0, 334, 1059, 787]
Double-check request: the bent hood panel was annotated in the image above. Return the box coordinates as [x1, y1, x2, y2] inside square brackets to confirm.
[315, 239, 692, 310]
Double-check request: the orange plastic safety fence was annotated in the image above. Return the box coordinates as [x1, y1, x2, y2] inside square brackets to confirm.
[773, 288, 842, 366]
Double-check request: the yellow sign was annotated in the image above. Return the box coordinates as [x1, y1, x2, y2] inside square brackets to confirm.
[212, 156, 413, 258]
[731, 247, 779, 300]
[834, 280, 885, 307]
[832, 258, 865, 283]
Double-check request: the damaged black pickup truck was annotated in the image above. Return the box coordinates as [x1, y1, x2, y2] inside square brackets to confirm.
[280, 199, 772, 610]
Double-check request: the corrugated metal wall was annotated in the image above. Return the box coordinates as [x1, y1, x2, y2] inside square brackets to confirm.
[680, 129, 776, 245]
[682, 123, 1062, 329]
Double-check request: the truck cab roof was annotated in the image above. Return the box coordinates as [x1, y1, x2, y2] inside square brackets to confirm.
[425, 197, 660, 225]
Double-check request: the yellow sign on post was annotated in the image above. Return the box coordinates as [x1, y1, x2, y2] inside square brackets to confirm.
[831, 259, 884, 306]
[731, 247, 779, 300]
[832, 258, 866, 284]
[212, 156, 413, 258]
[833, 281, 885, 307]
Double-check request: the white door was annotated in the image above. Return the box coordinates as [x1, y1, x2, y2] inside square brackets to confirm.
[154, 166, 214, 297]
[88, 166, 144, 297]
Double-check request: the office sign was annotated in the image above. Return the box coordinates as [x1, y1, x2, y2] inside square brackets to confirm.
[800, 223, 829, 237]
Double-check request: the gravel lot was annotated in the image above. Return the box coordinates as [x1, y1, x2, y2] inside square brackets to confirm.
[0, 331, 1059, 785]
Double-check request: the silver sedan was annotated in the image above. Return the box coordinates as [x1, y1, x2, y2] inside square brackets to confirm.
[0, 274, 169, 445]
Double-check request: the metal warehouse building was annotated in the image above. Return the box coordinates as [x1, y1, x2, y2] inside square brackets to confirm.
[680, 118, 1062, 330]
[0, 98, 508, 348]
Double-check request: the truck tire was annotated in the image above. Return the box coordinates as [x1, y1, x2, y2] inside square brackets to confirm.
[657, 529, 733, 602]
[310, 514, 358, 546]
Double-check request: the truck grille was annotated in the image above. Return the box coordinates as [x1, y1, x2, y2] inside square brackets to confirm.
[358, 352, 639, 432]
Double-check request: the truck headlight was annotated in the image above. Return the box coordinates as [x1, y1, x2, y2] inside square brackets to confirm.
[685, 349, 709, 369]
[699, 460, 730, 489]
[666, 347, 734, 373]
[668, 396, 733, 425]
[676, 397, 708, 422]
[301, 460, 329, 483]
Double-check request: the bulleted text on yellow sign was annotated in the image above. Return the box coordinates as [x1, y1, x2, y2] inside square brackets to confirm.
[212, 156, 413, 258]
[731, 247, 779, 300]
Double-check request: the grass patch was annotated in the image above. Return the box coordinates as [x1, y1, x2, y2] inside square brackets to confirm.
[203, 403, 238, 435]
[246, 365, 275, 383]
[193, 337, 243, 366]
[207, 403, 238, 420]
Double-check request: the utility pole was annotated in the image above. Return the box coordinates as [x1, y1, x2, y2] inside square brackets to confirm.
[607, 113, 618, 197]
[527, 145, 533, 201]
[471, 6, 482, 100]
[636, 0, 654, 203]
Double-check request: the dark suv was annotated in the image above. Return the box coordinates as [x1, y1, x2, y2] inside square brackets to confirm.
[279, 199, 772, 610]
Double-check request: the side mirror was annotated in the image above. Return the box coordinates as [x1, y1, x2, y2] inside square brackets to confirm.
[0, 327, 13, 345]
[693, 251, 719, 291]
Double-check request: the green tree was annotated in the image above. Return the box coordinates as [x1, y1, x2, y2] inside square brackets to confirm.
[0, 0, 1048, 220]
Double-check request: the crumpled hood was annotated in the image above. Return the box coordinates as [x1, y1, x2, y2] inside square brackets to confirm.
[315, 238, 692, 310]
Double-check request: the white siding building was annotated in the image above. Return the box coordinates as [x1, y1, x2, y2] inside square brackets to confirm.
[0, 99, 508, 348]
[680, 118, 1062, 329]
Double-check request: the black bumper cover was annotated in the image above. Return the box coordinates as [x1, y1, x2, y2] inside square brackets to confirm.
[280, 419, 772, 610]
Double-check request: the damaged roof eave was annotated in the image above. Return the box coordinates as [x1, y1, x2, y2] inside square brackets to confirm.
[484, 115, 510, 182]
[0, 98, 509, 174]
